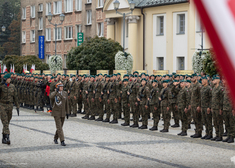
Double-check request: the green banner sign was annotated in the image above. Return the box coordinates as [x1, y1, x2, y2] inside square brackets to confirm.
[77, 32, 84, 46]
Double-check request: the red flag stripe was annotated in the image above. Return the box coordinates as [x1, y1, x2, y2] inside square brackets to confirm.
[193, 0, 235, 104]
[228, 0, 235, 19]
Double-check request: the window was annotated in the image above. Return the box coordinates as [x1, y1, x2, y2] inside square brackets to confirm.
[30, 30, 35, 42]
[39, 17, 43, 30]
[177, 14, 185, 34]
[76, 0, 82, 11]
[87, 0, 92, 3]
[97, 23, 103, 37]
[31, 6, 35, 18]
[65, 0, 73, 13]
[98, 0, 103, 7]
[87, 10, 92, 25]
[65, 26, 73, 39]
[64, 54, 67, 68]
[22, 31, 26, 43]
[177, 57, 185, 70]
[46, 3, 51, 15]
[157, 57, 164, 70]
[54, 1, 62, 14]
[46, 28, 51, 41]
[39, 4, 43, 12]
[54, 27, 62, 41]
[22, 8, 26, 19]
[157, 16, 164, 35]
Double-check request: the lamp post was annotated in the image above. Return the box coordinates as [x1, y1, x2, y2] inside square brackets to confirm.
[2, 26, 6, 32]
[47, 12, 65, 56]
[113, 0, 135, 53]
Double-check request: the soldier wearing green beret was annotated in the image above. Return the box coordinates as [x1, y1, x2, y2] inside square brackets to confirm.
[0, 73, 20, 145]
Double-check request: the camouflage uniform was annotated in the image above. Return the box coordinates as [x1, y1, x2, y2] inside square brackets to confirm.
[129, 81, 140, 126]
[168, 83, 179, 126]
[0, 83, 19, 135]
[77, 79, 83, 113]
[176, 86, 189, 133]
[138, 85, 150, 126]
[200, 85, 212, 136]
[101, 81, 109, 120]
[222, 88, 235, 138]
[68, 80, 78, 115]
[87, 80, 96, 118]
[211, 85, 224, 138]
[82, 80, 89, 115]
[160, 87, 170, 130]
[191, 81, 202, 135]
[122, 84, 130, 124]
[107, 81, 118, 120]
[187, 85, 192, 127]
[94, 79, 102, 117]
[149, 86, 160, 127]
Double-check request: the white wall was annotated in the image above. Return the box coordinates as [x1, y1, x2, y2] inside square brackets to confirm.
[173, 12, 188, 72]
[121, 19, 128, 51]
[152, 14, 166, 70]
[195, 12, 207, 50]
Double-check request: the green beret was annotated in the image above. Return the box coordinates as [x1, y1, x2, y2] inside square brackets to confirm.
[106, 75, 110, 78]
[172, 72, 176, 75]
[57, 73, 61, 75]
[213, 77, 220, 80]
[201, 77, 207, 80]
[90, 75, 95, 78]
[141, 73, 145, 76]
[35, 77, 38, 79]
[117, 73, 121, 75]
[141, 78, 147, 82]
[3, 73, 11, 79]
[192, 74, 197, 77]
[113, 74, 117, 76]
[123, 74, 129, 78]
[186, 80, 191, 83]
[145, 74, 149, 77]
[151, 75, 155, 77]
[51, 77, 54, 79]
[66, 75, 69, 77]
[173, 80, 179, 82]
[133, 71, 139, 74]
[134, 75, 138, 78]
[123, 79, 128, 82]
[139, 75, 141, 77]
[162, 80, 169, 83]
[71, 75, 76, 78]
[153, 80, 158, 83]
[180, 80, 186, 83]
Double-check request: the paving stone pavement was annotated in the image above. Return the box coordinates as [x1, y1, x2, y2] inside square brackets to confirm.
[0, 108, 235, 168]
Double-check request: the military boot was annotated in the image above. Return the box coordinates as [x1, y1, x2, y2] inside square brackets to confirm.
[205, 135, 213, 140]
[160, 129, 168, 133]
[171, 124, 180, 128]
[130, 124, 139, 128]
[149, 126, 158, 131]
[181, 131, 187, 136]
[227, 136, 234, 143]
[102, 118, 109, 122]
[2, 134, 7, 144]
[138, 125, 147, 129]
[110, 119, 118, 124]
[211, 136, 218, 141]
[192, 134, 202, 138]
[20, 103, 23, 107]
[95, 117, 103, 121]
[223, 131, 227, 137]
[215, 137, 223, 141]
[177, 132, 183, 136]
[121, 123, 129, 126]
[61, 141, 66, 146]
[222, 136, 230, 142]
[201, 135, 208, 139]
[36, 106, 39, 110]
[81, 111, 86, 114]
[77, 110, 81, 114]
[88, 116, 95, 120]
[5, 134, 10, 145]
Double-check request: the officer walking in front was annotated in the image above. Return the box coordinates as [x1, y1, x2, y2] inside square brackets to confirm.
[50, 82, 69, 146]
[0, 73, 20, 145]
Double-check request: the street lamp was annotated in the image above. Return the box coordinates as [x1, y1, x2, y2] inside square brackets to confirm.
[2, 26, 6, 32]
[47, 12, 65, 56]
[113, 0, 135, 53]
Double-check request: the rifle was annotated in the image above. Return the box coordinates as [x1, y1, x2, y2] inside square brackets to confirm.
[138, 86, 145, 105]
[68, 80, 75, 96]
[160, 88, 167, 105]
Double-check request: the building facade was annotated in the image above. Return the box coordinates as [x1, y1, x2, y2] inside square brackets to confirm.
[21, 0, 106, 68]
[103, 0, 212, 73]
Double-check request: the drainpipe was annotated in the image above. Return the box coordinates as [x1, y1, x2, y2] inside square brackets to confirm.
[141, 8, 145, 70]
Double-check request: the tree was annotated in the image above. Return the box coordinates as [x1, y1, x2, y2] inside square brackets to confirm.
[3, 13, 20, 56]
[67, 36, 123, 75]
[3, 55, 49, 73]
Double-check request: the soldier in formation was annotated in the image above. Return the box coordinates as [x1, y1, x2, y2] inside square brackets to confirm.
[2, 70, 235, 144]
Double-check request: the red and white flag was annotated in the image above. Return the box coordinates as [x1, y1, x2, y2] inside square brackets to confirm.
[193, 0, 235, 102]
[10, 64, 13, 73]
[30, 64, 35, 73]
[13, 64, 15, 73]
[23, 64, 26, 74]
[3, 64, 8, 73]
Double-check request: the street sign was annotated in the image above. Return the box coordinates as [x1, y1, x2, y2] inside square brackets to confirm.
[38, 36, 44, 59]
[77, 33, 84, 46]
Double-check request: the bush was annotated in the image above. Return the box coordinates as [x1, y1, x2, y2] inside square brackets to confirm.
[202, 49, 218, 77]
[67, 36, 123, 75]
[2, 55, 49, 73]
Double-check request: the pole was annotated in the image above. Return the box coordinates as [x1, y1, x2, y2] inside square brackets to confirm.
[201, 25, 203, 51]
[55, 24, 57, 56]
[123, 13, 125, 53]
